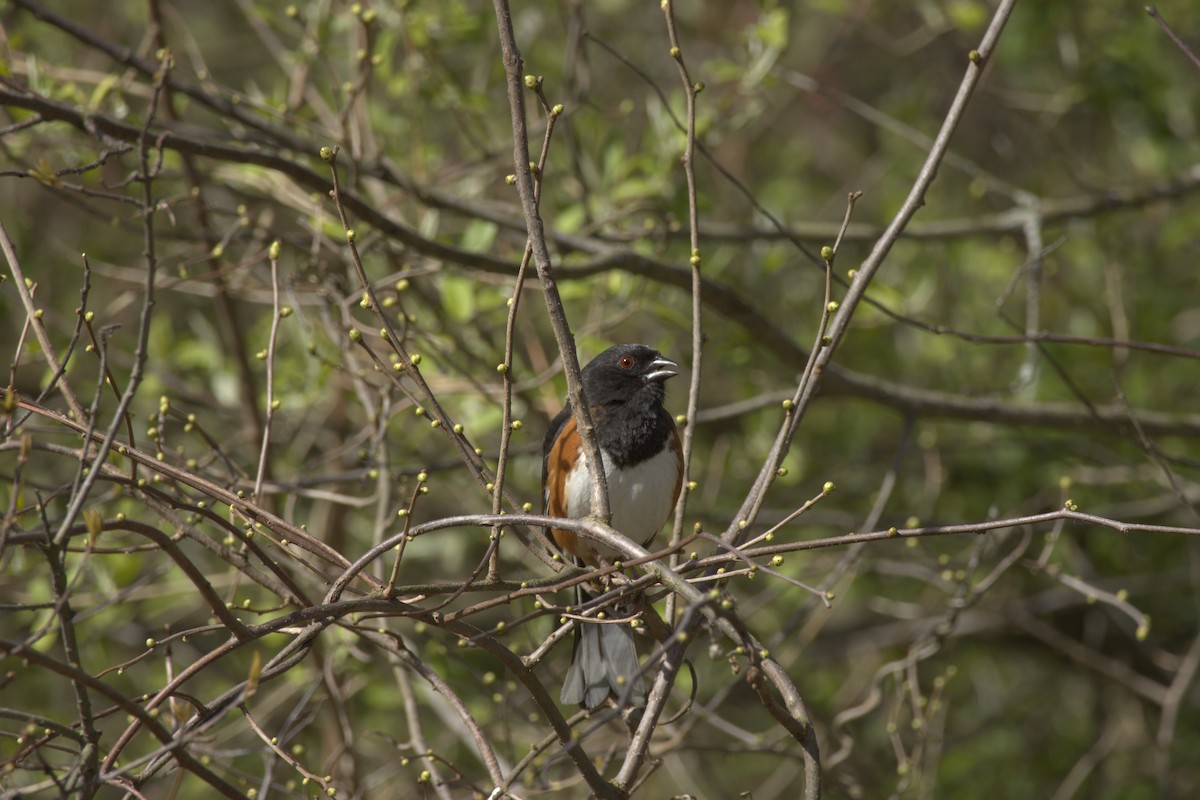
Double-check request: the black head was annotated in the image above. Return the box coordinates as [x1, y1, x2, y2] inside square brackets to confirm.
[581, 344, 677, 408]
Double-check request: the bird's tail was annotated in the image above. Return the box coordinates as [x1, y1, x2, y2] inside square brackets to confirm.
[560, 585, 646, 709]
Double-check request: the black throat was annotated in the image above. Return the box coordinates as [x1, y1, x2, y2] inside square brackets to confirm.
[591, 386, 673, 469]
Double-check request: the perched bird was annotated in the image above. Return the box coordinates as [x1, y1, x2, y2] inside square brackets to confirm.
[542, 343, 683, 708]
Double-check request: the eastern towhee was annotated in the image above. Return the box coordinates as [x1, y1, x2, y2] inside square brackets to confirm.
[542, 343, 683, 708]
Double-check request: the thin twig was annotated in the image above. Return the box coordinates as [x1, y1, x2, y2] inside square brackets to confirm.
[1146, 5, 1200, 73]
[491, 0, 611, 527]
[723, 0, 1021, 548]
[0, 221, 86, 421]
[252, 242, 283, 504]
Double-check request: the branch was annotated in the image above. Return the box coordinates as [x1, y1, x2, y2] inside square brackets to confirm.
[9, 85, 1199, 443]
[491, 0, 610, 525]
[723, 0, 1021, 547]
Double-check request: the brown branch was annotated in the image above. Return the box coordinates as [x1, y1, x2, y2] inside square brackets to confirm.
[491, 0, 611, 526]
[0, 641, 247, 798]
[1147, 5, 1200, 73]
[9, 84, 1199, 445]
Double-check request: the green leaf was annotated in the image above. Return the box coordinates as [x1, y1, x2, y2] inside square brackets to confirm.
[441, 274, 475, 322]
[459, 219, 497, 253]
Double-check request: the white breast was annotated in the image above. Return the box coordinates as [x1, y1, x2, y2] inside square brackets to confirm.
[564, 445, 679, 550]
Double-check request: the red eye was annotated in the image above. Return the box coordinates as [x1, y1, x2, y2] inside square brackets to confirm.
[619, 356, 635, 369]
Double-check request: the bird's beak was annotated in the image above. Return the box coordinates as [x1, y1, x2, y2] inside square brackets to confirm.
[645, 356, 678, 383]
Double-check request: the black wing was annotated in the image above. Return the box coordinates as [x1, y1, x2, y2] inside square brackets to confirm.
[541, 402, 573, 514]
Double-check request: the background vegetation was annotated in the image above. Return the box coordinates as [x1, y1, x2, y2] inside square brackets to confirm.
[3, 1, 1200, 798]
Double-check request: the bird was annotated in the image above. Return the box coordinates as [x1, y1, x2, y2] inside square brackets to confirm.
[541, 343, 684, 709]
